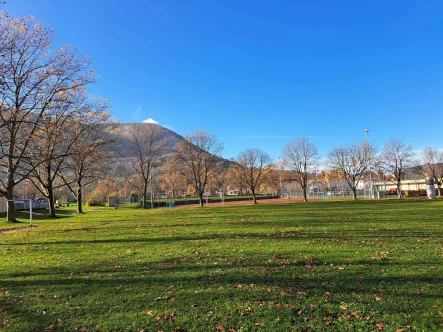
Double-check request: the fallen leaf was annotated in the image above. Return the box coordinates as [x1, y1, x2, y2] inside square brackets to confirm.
[375, 322, 385, 330]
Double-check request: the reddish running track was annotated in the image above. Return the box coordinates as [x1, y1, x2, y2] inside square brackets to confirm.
[173, 197, 309, 208]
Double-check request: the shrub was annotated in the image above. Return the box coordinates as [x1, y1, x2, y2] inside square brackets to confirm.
[87, 196, 104, 206]
[404, 190, 426, 197]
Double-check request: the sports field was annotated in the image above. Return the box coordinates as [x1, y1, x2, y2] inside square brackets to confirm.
[1, 199, 442, 331]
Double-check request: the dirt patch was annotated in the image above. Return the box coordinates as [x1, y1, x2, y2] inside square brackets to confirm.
[0, 225, 35, 235]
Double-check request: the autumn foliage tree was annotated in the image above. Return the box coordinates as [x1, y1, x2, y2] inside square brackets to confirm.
[158, 159, 185, 198]
[27, 91, 96, 217]
[207, 161, 230, 195]
[58, 103, 116, 213]
[0, 12, 95, 221]
[226, 164, 245, 195]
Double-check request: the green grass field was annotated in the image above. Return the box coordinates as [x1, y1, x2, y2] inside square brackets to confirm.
[1, 199, 442, 331]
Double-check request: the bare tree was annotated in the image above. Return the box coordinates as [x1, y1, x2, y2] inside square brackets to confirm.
[235, 148, 271, 204]
[380, 138, 415, 198]
[421, 147, 443, 196]
[0, 13, 94, 222]
[125, 123, 165, 208]
[58, 106, 116, 213]
[27, 91, 95, 217]
[328, 141, 376, 199]
[282, 137, 319, 202]
[175, 128, 223, 206]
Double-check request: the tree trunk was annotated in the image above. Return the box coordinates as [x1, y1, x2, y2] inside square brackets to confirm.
[6, 188, 16, 223]
[77, 186, 83, 213]
[397, 183, 402, 198]
[143, 182, 147, 209]
[48, 186, 56, 217]
[302, 188, 308, 202]
[437, 186, 441, 197]
[199, 192, 204, 207]
[252, 190, 257, 204]
[352, 188, 357, 200]
[6, 134, 16, 222]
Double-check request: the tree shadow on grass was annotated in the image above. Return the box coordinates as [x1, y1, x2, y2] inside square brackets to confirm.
[1, 259, 442, 330]
[1, 227, 441, 246]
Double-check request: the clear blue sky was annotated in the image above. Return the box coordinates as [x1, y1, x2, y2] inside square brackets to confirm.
[7, 0, 443, 160]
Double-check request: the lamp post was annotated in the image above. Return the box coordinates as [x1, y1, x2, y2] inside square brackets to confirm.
[365, 128, 373, 198]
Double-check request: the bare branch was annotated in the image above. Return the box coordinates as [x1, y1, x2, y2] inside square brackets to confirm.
[282, 137, 319, 202]
[174, 128, 223, 206]
[328, 141, 376, 199]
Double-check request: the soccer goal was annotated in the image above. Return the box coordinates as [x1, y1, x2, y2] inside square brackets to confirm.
[0, 199, 33, 226]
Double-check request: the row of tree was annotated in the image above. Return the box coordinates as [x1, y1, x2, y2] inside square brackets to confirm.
[284, 138, 441, 200]
[118, 122, 442, 208]
[0, 12, 116, 221]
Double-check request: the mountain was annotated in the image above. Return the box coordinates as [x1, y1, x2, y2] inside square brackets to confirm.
[112, 122, 188, 159]
[111, 123, 231, 166]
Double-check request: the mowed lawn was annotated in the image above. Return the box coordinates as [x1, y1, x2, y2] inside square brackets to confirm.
[1, 200, 442, 331]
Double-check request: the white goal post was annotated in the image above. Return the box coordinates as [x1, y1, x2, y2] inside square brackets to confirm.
[0, 199, 33, 226]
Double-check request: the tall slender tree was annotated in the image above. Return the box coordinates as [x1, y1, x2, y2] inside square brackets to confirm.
[235, 148, 271, 204]
[125, 123, 165, 208]
[175, 128, 223, 207]
[380, 138, 415, 198]
[282, 138, 319, 202]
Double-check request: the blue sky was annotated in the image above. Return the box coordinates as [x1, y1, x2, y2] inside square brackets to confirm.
[7, 0, 443, 160]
